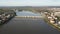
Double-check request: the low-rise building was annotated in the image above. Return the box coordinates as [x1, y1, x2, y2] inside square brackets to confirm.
[50, 20, 55, 24]
[58, 21, 60, 26]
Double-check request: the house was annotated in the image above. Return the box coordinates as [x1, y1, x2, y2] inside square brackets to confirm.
[50, 20, 55, 24]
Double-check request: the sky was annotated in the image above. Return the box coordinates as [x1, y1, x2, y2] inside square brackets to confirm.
[0, 0, 60, 6]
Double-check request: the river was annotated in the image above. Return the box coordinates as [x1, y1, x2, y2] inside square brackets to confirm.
[0, 11, 60, 34]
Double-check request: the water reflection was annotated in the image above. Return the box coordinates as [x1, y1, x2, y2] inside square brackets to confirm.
[16, 11, 41, 16]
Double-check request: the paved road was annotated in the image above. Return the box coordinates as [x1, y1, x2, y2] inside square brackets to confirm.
[0, 17, 60, 34]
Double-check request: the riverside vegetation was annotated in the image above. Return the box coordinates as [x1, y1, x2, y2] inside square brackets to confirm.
[0, 9, 16, 25]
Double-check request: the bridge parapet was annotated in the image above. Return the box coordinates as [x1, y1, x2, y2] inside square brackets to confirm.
[15, 16, 44, 18]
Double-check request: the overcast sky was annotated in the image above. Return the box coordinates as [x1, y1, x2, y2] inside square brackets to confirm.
[0, 0, 60, 6]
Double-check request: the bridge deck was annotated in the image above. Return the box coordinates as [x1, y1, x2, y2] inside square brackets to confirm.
[15, 16, 43, 18]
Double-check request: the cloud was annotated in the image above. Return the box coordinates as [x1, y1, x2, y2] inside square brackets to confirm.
[0, 0, 60, 6]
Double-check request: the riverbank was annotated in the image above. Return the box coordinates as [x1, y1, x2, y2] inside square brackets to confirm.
[44, 15, 60, 31]
[0, 9, 16, 25]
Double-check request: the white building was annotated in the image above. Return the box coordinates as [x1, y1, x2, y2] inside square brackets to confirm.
[58, 21, 60, 26]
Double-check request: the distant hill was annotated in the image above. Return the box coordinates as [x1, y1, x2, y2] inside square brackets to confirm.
[0, 6, 60, 8]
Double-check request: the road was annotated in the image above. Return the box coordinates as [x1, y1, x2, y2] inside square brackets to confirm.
[0, 17, 60, 34]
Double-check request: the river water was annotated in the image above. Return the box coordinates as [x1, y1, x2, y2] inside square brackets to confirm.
[0, 11, 60, 34]
[16, 11, 41, 16]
